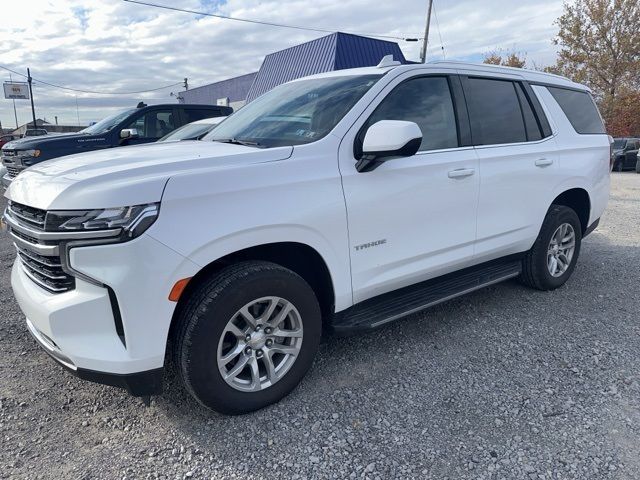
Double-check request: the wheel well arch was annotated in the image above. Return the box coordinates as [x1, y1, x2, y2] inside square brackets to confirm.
[552, 188, 590, 233]
[168, 242, 336, 340]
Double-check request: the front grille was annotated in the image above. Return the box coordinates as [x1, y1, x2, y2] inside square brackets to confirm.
[8, 202, 46, 229]
[2, 149, 17, 157]
[5, 203, 76, 294]
[5, 165, 21, 178]
[16, 246, 75, 293]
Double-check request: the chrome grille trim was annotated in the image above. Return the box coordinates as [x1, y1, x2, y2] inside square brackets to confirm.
[8, 202, 46, 228]
[5, 166, 21, 178]
[16, 244, 75, 293]
[4, 210, 122, 241]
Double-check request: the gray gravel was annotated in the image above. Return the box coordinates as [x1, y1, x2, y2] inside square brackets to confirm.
[1, 173, 640, 479]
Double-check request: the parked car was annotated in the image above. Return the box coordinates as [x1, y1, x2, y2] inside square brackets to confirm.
[157, 116, 226, 142]
[23, 128, 48, 137]
[1, 103, 233, 187]
[612, 137, 639, 171]
[0, 134, 20, 148]
[3, 60, 610, 415]
[637, 152, 640, 173]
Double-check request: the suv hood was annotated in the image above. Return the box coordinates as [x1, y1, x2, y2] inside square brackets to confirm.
[5, 141, 293, 210]
[2, 132, 92, 151]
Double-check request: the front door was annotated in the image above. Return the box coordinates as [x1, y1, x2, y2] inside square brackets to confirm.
[338, 73, 480, 303]
[123, 108, 178, 145]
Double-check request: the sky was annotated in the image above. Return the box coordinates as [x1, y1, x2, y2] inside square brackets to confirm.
[0, 0, 566, 129]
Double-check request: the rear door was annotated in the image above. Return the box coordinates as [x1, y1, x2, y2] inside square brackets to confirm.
[460, 74, 559, 262]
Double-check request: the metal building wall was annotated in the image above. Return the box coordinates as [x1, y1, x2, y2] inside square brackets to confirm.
[245, 32, 408, 102]
[181, 71, 258, 105]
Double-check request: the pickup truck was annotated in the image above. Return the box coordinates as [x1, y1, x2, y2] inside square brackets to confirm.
[3, 59, 610, 414]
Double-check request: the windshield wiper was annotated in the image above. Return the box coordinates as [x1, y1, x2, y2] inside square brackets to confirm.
[214, 138, 263, 148]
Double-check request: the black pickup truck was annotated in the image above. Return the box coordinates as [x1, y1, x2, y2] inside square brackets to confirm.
[1, 103, 232, 186]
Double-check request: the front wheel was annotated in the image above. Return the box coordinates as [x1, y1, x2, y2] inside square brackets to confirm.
[174, 261, 322, 414]
[520, 205, 582, 291]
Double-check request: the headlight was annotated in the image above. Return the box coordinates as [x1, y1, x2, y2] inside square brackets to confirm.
[45, 203, 160, 240]
[19, 149, 41, 158]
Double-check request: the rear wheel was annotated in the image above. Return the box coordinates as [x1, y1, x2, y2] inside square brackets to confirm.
[521, 205, 582, 291]
[614, 159, 624, 172]
[174, 261, 322, 414]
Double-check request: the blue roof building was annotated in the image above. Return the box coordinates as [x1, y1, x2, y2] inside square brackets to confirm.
[180, 32, 409, 109]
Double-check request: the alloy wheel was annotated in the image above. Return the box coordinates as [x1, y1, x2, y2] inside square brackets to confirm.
[547, 223, 576, 277]
[216, 296, 303, 392]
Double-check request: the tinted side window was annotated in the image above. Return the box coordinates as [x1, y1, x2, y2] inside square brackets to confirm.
[184, 108, 221, 123]
[547, 87, 605, 134]
[515, 84, 542, 141]
[465, 78, 526, 145]
[127, 109, 176, 138]
[365, 76, 458, 151]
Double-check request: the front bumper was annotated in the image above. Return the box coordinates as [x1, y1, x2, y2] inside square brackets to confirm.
[10, 231, 200, 395]
[25, 316, 163, 396]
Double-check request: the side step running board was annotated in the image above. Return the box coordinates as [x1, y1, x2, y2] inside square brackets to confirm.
[331, 259, 522, 334]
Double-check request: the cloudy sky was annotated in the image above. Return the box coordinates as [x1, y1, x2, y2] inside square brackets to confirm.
[1, 0, 565, 129]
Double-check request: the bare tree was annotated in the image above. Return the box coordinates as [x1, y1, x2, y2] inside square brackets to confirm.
[483, 49, 527, 68]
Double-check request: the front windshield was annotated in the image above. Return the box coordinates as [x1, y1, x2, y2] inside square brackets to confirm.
[613, 139, 626, 149]
[159, 123, 214, 142]
[205, 74, 381, 148]
[80, 108, 137, 135]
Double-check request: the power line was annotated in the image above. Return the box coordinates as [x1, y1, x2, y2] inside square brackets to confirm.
[123, 0, 423, 41]
[0, 65, 182, 95]
[432, 0, 446, 60]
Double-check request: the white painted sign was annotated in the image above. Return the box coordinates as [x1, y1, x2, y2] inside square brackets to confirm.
[3, 82, 29, 100]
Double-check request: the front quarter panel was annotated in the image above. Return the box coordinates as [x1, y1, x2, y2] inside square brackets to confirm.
[149, 139, 353, 311]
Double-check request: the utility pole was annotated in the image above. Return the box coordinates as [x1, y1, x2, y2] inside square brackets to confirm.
[9, 73, 19, 129]
[26, 68, 37, 129]
[183, 78, 188, 91]
[419, 0, 433, 64]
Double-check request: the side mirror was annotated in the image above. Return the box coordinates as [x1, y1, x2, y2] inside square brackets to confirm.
[120, 128, 139, 140]
[356, 120, 422, 172]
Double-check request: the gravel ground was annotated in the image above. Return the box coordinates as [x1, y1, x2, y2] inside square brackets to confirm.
[1, 173, 639, 480]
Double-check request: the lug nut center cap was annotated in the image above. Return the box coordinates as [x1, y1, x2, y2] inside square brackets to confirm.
[248, 331, 267, 349]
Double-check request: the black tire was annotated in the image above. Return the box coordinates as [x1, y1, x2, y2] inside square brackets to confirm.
[173, 261, 321, 415]
[520, 205, 582, 291]
[614, 160, 624, 172]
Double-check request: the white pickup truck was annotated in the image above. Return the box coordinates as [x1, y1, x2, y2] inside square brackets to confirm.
[3, 59, 610, 414]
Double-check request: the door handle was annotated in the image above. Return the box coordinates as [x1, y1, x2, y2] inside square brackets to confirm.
[448, 168, 475, 179]
[535, 158, 553, 167]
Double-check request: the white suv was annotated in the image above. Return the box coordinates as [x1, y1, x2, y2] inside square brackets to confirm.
[3, 59, 610, 414]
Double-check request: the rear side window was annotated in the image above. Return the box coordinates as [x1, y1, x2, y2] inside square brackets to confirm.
[515, 84, 543, 141]
[547, 87, 605, 134]
[183, 108, 222, 123]
[464, 78, 527, 145]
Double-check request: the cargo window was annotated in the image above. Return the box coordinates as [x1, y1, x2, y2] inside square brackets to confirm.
[547, 87, 605, 134]
[464, 78, 527, 145]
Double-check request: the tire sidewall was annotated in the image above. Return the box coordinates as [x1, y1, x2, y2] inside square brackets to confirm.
[180, 267, 321, 414]
[536, 207, 582, 289]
